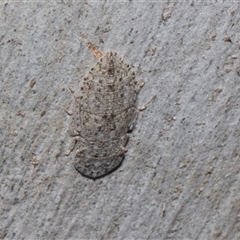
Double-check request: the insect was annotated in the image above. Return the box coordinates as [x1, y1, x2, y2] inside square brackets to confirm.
[67, 42, 144, 179]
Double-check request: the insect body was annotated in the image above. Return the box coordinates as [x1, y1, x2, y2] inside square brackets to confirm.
[70, 51, 143, 179]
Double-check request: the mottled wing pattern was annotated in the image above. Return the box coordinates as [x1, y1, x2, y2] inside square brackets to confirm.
[72, 52, 142, 179]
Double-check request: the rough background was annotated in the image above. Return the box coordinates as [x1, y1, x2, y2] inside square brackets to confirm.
[1, 1, 240, 239]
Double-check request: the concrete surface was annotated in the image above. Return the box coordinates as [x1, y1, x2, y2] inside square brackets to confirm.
[1, 1, 240, 239]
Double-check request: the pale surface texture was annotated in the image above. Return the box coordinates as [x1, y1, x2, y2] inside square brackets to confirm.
[1, 1, 240, 239]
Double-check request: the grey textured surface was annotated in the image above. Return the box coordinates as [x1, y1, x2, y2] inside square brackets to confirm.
[1, 1, 240, 239]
